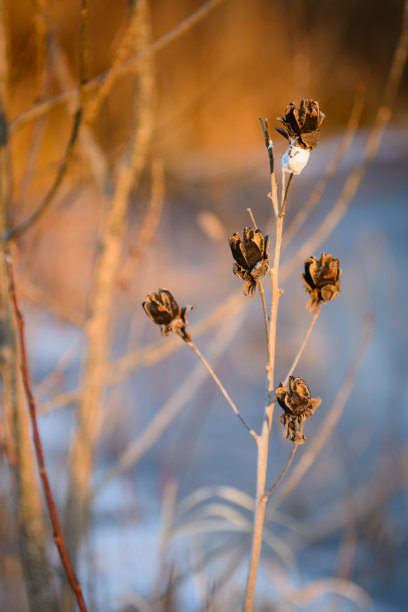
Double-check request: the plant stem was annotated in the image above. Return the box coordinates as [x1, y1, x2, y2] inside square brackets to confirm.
[281, 172, 293, 216]
[243, 155, 294, 612]
[185, 338, 259, 444]
[262, 445, 297, 502]
[256, 281, 270, 365]
[284, 306, 320, 386]
[4, 250, 88, 612]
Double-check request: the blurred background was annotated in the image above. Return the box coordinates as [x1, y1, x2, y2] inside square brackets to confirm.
[0, 0, 407, 610]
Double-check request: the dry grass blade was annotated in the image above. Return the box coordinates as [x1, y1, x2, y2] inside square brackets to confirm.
[281, 0, 408, 281]
[283, 578, 371, 610]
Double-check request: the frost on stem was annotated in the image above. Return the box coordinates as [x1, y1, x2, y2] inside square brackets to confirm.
[229, 227, 269, 297]
[142, 289, 192, 341]
[276, 98, 325, 175]
[302, 253, 341, 312]
[276, 376, 321, 445]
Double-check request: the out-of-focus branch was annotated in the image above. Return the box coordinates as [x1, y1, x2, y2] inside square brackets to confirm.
[65, 0, 155, 570]
[9, 0, 228, 132]
[5, 251, 88, 612]
[2, 1, 90, 243]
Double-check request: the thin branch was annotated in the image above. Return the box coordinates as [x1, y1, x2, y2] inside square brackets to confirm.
[185, 338, 259, 444]
[262, 445, 297, 502]
[256, 280, 270, 366]
[247, 207, 257, 228]
[92, 311, 245, 495]
[280, 172, 293, 217]
[271, 313, 375, 510]
[283, 306, 320, 386]
[9, 0, 228, 132]
[4, 250, 88, 612]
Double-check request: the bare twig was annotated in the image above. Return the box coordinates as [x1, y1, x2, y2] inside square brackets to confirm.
[283, 306, 320, 386]
[256, 281, 270, 364]
[92, 309, 246, 495]
[281, 172, 293, 216]
[185, 338, 258, 443]
[271, 313, 374, 509]
[262, 445, 297, 502]
[4, 250, 88, 612]
[9, 0, 228, 132]
[243, 123, 295, 612]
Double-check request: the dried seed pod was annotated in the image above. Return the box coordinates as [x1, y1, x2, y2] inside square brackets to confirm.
[142, 289, 192, 341]
[302, 253, 341, 312]
[276, 99, 325, 150]
[229, 227, 269, 297]
[276, 376, 321, 444]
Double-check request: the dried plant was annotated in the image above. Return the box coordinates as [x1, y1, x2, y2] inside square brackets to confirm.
[0, 0, 406, 610]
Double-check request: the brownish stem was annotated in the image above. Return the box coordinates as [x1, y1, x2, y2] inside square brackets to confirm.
[4, 250, 88, 612]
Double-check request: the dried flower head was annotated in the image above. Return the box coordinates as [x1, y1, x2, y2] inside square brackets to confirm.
[302, 253, 341, 312]
[276, 99, 325, 151]
[229, 227, 269, 297]
[142, 289, 192, 341]
[276, 376, 321, 444]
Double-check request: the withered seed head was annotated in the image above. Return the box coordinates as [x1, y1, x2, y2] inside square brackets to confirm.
[276, 99, 325, 151]
[229, 227, 269, 297]
[276, 376, 321, 444]
[142, 289, 192, 342]
[302, 253, 341, 312]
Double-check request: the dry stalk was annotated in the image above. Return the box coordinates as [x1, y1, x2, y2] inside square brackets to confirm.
[243, 128, 294, 609]
[4, 251, 88, 612]
[185, 338, 258, 443]
[64, 0, 154, 570]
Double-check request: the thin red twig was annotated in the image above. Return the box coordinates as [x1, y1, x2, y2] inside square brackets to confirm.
[4, 249, 88, 612]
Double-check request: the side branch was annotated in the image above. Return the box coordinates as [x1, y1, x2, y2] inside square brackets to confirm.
[4, 250, 88, 612]
[262, 445, 297, 502]
[185, 338, 259, 444]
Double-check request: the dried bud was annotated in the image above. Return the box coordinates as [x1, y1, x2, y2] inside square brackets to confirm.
[302, 253, 341, 312]
[276, 99, 325, 151]
[142, 289, 192, 341]
[276, 376, 321, 444]
[229, 227, 269, 297]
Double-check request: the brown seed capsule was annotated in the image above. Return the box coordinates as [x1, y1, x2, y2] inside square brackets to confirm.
[276, 376, 321, 444]
[229, 227, 269, 297]
[276, 99, 325, 150]
[142, 289, 192, 342]
[302, 253, 341, 312]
